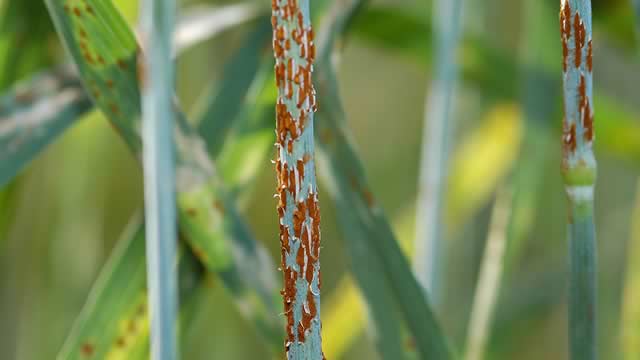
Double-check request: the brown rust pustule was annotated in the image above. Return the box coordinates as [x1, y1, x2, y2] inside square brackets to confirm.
[272, 0, 322, 352]
[80, 342, 94, 357]
[583, 102, 594, 142]
[573, 13, 586, 68]
[586, 40, 593, 72]
[560, 1, 571, 72]
[563, 121, 577, 155]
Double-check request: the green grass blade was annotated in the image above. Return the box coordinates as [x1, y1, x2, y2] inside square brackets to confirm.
[622, 181, 640, 359]
[465, 188, 512, 360]
[315, 66, 452, 360]
[44, 0, 283, 352]
[271, 0, 324, 357]
[414, 0, 462, 304]
[351, 6, 640, 166]
[58, 220, 150, 359]
[559, 1, 598, 359]
[634, 0, 640, 49]
[0, 0, 56, 89]
[0, 3, 258, 190]
[195, 16, 271, 155]
[0, 68, 92, 187]
[139, 0, 179, 358]
[313, 1, 453, 358]
[58, 218, 205, 360]
[173, 3, 260, 56]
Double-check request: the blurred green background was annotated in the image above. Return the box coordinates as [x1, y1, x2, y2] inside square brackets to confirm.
[1, 0, 639, 359]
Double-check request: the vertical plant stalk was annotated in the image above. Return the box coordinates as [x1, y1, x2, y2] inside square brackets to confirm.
[271, 0, 323, 358]
[622, 181, 640, 359]
[413, 0, 462, 302]
[559, 1, 597, 359]
[139, 0, 179, 358]
[465, 188, 512, 360]
[634, 0, 640, 49]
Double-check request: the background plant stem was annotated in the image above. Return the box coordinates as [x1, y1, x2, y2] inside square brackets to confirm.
[139, 0, 179, 358]
[413, 0, 462, 303]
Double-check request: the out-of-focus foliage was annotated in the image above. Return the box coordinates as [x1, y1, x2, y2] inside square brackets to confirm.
[0, 0, 639, 359]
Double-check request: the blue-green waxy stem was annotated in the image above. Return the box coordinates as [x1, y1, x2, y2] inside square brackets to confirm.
[271, 0, 324, 358]
[140, 0, 179, 358]
[414, 0, 462, 305]
[560, 1, 597, 359]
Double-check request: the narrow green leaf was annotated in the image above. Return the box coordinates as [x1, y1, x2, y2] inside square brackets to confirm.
[195, 15, 272, 155]
[44, 0, 283, 352]
[465, 188, 512, 360]
[352, 6, 640, 165]
[313, 1, 453, 358]
[0, 3, 259, 190]
[0, 68, 92, 187]
[58, 221, 150, 360]
[414, 0, 463, 304]
[58, 219, 205, 360]
[315, 67, 452, 359]
[622, 182, 640, 360]
[0, 0, 56, 89]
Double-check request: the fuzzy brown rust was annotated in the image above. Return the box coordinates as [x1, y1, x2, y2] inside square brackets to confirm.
[559, 0, 595, 171]
[271, 0, 323, 357]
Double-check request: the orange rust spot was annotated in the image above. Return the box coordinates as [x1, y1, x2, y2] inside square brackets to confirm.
[583, 101, 594, 142]
[73, 7, 82, 17]
[83, 52, 95, 65]
[298, 322, 306, 342]
[578, 75, 586, 107]
[309, 42, 316, 62]
[86, 5, 95, 15]
[117, 59, 128, 70]
[109, 103, 120, 115]
[137, 52, 147, 89]
[192, 247, 209, 263]
[64, 4, 71, 13]
[81, 342, 94, 357]
[128, 320, 137, 333]
[363, 189, 375, 208]
[136, 303, 146, 316]
[561, 2, 571, 38]
[116, 336, 126, 347]
[297, 159, 305, 180]
[93, 89, 101, 99]
[293, 200, 307, 238]
[97, 55, 105, 65]
[106, 79, 114, 88]
[563, 121, 577, 154]
[79, 28, 87, 38]
[213, 200, 225, 214]
[573, 13, 586, 68]
[186, 208, 197, 216]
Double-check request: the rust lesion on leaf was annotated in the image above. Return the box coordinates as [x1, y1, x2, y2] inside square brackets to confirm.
[80, 342, 94, 357]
